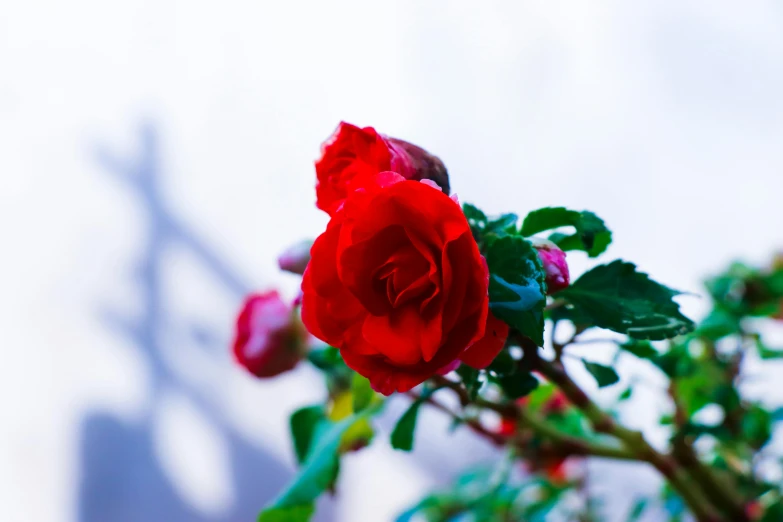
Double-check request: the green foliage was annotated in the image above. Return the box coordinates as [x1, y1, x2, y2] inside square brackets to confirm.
[620, 340, 658, 359]
[494, 372, 539, 399]
[289, 406, 326, 465]
[395, 465, 576, 522]
[625, 498, 648, 522]
[560, 260, 695, 340]
[485, 234, 548, 345]
[582, 360, 620, 388]
[521, 207, 612, 257]
[462, 203, 519, 245]
[755, 336, 783, 360]
[391, 398, 425, 452]
[694, 308, 739, 341]
[258, 505, 315, 522]
[259, 404, 382, 521]
[306, 346, 342, 370]
[463, 203, 488, 240]
[351, 373, 374, 413]
[273, 194, 783, 522]
[457, 364, 483, 401]
[705, 262, 783, 317]
[742, 405, 772, 450]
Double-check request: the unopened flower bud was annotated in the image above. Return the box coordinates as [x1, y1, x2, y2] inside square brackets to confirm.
[278, 240, 313, 275]
[232, 291, 307, 378]
[386, 137, 450, 195]
[532, 239, 570, 294]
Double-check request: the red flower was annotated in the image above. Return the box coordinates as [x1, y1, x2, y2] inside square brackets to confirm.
[233, 291, 307, 378]
[301, 174, 506, 394]
[315, 122, 449, 216]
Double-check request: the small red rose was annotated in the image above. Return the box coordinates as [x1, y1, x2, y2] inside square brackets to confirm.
[233, 291, 307, 378]
[315, 122, 449, 216]
[302, 174, 506, 394]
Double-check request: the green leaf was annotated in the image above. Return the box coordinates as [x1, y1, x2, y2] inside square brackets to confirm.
[391, 399, 424, 452]
[742, 405, 772, 449]
[582, 360, 620, 388]
[626, 498, 648, 522]
[306, 346, 343, 370]
[289, 406, 326, 465]
[486, 213, 519, 236]
[526, 384, 557, 411]
[457, 365, 483, 400]
[521, 207, 612, 257]
[485, 235, 547, 345]
[620, 340, 658, 359]
[487, 350, 515, 376]
[260, 405, 382, 520]
[351, 373, 374, 413]
[695, 308, 739, 341]
[258, 504, 315, 522]
[652, 342, 697, 379]
[560, 261, 695, 340]
[756, 338, 783, 360]
[463, 203, 488, 240]
[619, 387, 633, 401]
[494, 372, 539, 399]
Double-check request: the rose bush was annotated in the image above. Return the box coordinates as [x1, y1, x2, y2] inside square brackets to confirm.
[235, 123, 783, 522]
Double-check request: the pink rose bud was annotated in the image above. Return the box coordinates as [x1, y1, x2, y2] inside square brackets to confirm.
[277, 240, 313, 275]
[232, 291, 307, 378]
[386, 136, 450, 195]
[532, 239, 570, 294]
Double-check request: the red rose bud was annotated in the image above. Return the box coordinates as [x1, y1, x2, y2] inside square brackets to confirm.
[533, 239, 570, 294]
[315, 122, 450, 215]
[302, 173, 503, 395]
[233, 291, 307, 378]
[745, 500, 763, 520]
[530, 457, 570, 484]
[277, 240, 313, 275]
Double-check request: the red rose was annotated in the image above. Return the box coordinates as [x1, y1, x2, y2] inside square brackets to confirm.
[302, 173, 507, 394]
[233, 291, 307, 378]
[315, 122, 449, 216]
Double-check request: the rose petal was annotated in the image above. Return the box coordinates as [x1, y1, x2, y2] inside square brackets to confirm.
[460, 311, 509, 369]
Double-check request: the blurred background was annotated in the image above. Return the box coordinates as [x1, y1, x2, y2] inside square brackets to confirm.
[2, 1, 782, 521]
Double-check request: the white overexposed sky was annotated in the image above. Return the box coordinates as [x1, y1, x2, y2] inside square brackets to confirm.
[1, 1, 782, 521]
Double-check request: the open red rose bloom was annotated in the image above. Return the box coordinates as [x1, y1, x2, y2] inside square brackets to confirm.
[302, 172, 507, 394]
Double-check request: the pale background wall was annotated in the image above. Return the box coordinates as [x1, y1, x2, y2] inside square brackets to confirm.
[1, 1, 782, 521]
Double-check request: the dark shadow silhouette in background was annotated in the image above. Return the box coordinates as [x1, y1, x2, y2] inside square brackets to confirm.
[78, 123, 333, 522]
